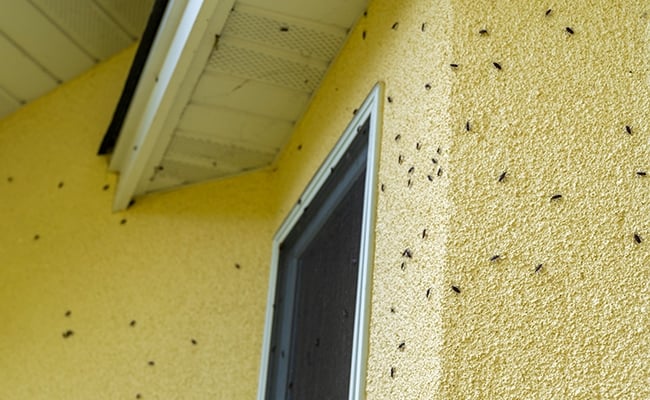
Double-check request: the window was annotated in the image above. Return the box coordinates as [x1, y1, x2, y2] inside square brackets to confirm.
[257, 83, 383, 400]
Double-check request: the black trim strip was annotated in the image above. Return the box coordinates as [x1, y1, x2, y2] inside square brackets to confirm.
[97, 0, 171, 155]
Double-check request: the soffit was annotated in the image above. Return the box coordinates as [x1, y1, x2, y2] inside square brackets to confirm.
[110, 0, 367, 209]
[0, 0, 154, 119]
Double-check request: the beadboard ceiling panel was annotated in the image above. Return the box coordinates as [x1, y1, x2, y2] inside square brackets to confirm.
[0, 87, 20, 117]
[29, 0, 135, 60]
[0, 0, 154, 120]
[0, 1, 94, 82]
[0, 33, 58, 102]
[94, 0, 157, 38]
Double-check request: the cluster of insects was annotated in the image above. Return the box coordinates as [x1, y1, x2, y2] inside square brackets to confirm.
[376, 8, 648, 385]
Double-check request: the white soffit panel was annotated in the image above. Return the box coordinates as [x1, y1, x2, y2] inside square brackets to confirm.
[111, 0, 368, 208]
[144, 137, 276, 193]
[0, 0, 94, 81]
[0, 34, 57, 102]
[177, 105, 293, 153]
[140, 2, 354, 194]
[237, 0, 364, 27]
[30, 0, 135, 60]
[95, 0, 156, 38]
[207, 38, 329, 92]
[167, 135, 276, 170]
[0, 0, 153, 121]
[0, 87, 21, 117]
[222, 5, 347, 61]
[192, 72, 311, 121]
[111, 0, 236, 210]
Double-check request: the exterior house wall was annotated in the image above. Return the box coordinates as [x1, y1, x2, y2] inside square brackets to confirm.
[281, 0, 649, 398]
[0, 0, 648, 398]
[0, 46, 276, 399]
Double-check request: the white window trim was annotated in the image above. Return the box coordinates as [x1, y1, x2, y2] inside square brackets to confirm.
[257, 82, 384, 400]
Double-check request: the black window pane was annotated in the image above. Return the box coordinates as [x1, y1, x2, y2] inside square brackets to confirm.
[287, 171, 365, 399]
[265, 120, 369, 400]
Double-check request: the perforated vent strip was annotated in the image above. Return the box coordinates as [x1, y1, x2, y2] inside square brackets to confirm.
[207, 42, 325, 92]
[222, 9, 346, 61]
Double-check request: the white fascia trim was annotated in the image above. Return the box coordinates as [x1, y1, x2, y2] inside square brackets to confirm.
[111, 0, 235, 211]
[256, 82, 384, 400]
[108, 0, 190, 173]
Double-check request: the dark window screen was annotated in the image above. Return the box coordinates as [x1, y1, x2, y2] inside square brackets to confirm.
[265, 120, 369, 400]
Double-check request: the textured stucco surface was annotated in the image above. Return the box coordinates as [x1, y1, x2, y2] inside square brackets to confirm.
[278, 0, 649, 398]
[1, 0, 648, 398]
[0, 46, 276, 399]
[442, 1, 649, 398]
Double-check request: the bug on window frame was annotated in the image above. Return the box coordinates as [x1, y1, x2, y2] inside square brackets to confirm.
[634, 233, 643, 244]
[625, 125, 632, 134]
[452, 286, 461, 293]
[545, 9, 552, 16]
[493, 62, 502, 70]
[402, 249, 412, 258]
[498, 171, 507, 182]
[490, 254, 501, 262]
[565, 27, 574, 34]
[535, 264, 543, 273]
[550, 194, 562, 201]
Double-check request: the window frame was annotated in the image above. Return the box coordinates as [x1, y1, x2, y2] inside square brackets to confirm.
[257, 82, 384, 400]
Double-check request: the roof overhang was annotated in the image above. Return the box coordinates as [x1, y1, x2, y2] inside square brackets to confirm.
[105, 0, 366, 211]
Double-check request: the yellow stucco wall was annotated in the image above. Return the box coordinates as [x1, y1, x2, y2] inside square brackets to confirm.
[442, 1, 649, 398]
[0, 46, 276, 399]
[1, 0, 648, 398]
[277, 0, 649, 398]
